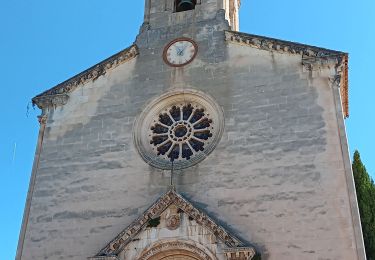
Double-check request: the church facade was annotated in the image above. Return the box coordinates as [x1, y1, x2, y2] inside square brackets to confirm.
[17, 0, 366, 259]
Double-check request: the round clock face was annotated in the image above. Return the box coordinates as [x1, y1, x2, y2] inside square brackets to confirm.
[163, 38, 198, 67]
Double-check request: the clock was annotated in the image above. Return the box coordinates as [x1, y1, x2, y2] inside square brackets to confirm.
[163, 38, 198, 67]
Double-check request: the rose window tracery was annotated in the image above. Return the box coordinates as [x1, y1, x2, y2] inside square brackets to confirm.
[150, 104, 213, 162]
[134, 90, 224, 170]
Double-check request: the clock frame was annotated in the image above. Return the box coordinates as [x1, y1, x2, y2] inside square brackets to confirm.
[162, 37, 198, 67]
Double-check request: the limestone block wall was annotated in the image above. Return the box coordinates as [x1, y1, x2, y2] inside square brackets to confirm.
[18, 15, 364, 260]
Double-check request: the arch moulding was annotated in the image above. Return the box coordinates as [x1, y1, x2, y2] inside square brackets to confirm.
[137, 240, 217, 260]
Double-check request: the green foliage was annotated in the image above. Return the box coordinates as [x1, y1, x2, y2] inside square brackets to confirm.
[352, 151, 375, 260]
[147, 217, 161, 228]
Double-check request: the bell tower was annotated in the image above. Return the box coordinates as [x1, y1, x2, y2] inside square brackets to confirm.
[142, 0, 240, 31]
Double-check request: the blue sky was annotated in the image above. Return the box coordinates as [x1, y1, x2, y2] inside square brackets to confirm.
[1, 0, 374, 259]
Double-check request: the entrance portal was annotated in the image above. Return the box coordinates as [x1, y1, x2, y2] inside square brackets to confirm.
[149, 249, 202, 259]
[138, 241, 215, 260]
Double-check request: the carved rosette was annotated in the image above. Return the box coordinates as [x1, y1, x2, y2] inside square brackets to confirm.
[166, 214, 181, 230]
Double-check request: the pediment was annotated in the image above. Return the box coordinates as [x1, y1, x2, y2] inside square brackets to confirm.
[225, 30, 349, 118]
[31, 31, 349, 118]
[89, 188, 256, 260]
[32, 45, 139, 110]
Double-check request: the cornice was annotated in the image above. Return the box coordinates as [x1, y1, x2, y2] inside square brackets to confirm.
[225, 30, 349, 118]
[32, 45, 139, 109]
[33, 94, 69, 110]
[225, 30, 345, 58]
[94, 188, 255, 258]
[224, 247, 256, 260]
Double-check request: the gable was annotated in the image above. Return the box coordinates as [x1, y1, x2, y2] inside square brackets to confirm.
[31, 31, 349, 118]
[89, 189, 256, 260]
[225, 30, 349, 118]
[32, 45, 138, 110]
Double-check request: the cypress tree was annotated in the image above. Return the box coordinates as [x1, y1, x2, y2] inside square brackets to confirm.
[352, 150, 375, 260]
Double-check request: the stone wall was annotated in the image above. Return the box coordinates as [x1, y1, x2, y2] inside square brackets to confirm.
[19, 14, 364, 260]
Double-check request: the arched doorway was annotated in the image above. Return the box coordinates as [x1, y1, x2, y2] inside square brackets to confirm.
[138, 241, 216, 260]
[148, 249, 203, 259]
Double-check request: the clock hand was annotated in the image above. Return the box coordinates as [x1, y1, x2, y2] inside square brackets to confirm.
[174, 46, 181, 54]
[175, 46, 184, 56]
[177, 44, 185, 53]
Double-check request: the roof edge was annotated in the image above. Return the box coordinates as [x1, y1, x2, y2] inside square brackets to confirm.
[32, 45, 139, 109]
[225, 30, 347, 56]
[225, 30, 349, 118]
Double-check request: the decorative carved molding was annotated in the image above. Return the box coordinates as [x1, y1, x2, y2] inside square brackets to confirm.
[32, 45, 139, 109]
[224, 248, 256, 260]
[225, 31, 344, 59]
[225, 30, 349, 118]
[339, 54, 349, 118]
[302, 55, 341, 71]
[138, 241, 215, 260]
[37, 115, 48, 125]
[88, 257, 119, 260]
[93, 188, 254, 258]
[33, 94, 69, 110]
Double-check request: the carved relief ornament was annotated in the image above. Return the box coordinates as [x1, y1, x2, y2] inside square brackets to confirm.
[89, 189, 257, 260]
[166, 214, 180, 230]
[138, 241, 215, 260]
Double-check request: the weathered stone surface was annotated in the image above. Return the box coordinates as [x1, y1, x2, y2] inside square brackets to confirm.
[18, 1, 364, 260]
[88, 189, 255, 259]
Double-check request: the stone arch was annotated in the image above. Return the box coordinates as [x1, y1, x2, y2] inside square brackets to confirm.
[175, 0, 197, 12]
[138, 240, 217, 260]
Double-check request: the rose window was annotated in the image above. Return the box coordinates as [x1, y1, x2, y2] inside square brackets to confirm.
[150, 104, 213, 161]
[134, 90, 224, 170]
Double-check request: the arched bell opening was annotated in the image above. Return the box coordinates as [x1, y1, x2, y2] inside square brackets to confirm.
[175, 0, 197, 12]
